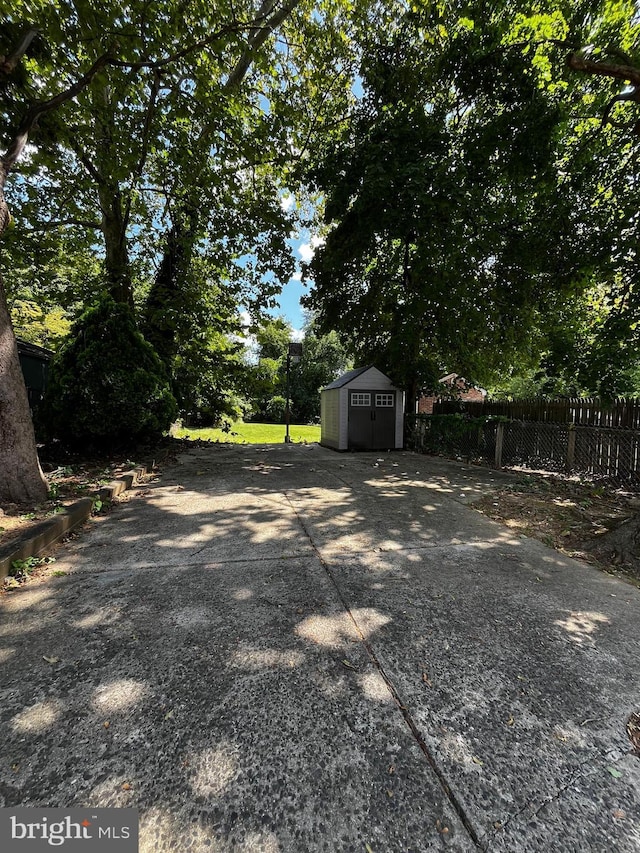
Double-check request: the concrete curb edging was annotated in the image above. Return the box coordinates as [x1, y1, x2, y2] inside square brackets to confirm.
[0, 464, 153, 583]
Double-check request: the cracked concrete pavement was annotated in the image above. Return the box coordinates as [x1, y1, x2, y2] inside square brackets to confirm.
[1, 442, 639, 852]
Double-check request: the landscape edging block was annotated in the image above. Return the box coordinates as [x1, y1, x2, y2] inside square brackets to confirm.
[0, 464, 153, 582]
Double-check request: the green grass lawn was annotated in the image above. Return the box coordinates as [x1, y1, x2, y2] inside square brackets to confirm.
[174, 422, 321, 444]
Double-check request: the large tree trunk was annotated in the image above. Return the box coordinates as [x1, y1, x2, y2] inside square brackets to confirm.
[583, 513, 640, 581]
[98, 182, 135, 307]
[0, 267, 48, 504]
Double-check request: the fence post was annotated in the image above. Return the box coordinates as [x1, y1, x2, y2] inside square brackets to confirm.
[495, 422, 504, 468]
[566, 423, 576, 473]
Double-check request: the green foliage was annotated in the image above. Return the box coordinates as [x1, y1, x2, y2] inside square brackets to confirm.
[265, 395, 287, 423]
[255, 317, 292, 362]
[91, 497, 104, 514]
[143, 258, 252, 426]
[40, 297, 176, 447]
[242, 317, 293, 420]
[10, 301, 71, 350]
[289, 321, 352, 422]
[408, 413, 502, 457]
[10, 555, 54, 581]
[243, 315, 351, 422]
[304, 0, 640, 402]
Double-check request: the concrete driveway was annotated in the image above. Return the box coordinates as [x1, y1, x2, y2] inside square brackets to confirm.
[1, 443, 639, 852]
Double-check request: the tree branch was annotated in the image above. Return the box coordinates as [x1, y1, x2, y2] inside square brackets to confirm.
[567, 51, 640, 133]
[68, 140, 107, 186]
[567, 52, 640, 89]
[603, 90, 640, 128]
[224, 0, 300, 91]
[108, 20, 253, 71]
[0, 28, 40, 75]
[25, 218, 102, 231]
[1, 51, 113, 175]
[123, 67, 162, 231]
[1, 8, 297, 180]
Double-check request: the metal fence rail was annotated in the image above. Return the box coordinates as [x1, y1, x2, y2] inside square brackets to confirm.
[405, 414, 640, 488]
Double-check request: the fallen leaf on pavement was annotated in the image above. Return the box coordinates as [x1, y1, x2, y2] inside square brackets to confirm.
[42, 655, 59, 665]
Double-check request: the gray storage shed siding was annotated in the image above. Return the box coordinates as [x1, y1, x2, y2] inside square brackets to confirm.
[320, 366, 404, 451]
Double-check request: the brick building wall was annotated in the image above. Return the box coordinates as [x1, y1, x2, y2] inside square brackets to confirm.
[417, 375, 485, 414]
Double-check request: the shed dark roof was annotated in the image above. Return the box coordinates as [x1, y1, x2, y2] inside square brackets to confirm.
[16, 338, 54, 361]
[323, 365, 377, 390]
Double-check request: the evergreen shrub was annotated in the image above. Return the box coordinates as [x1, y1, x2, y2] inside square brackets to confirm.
[40, 298, 177, 446]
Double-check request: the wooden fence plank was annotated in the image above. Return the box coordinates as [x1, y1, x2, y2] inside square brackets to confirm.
[432, 397, 640, 428]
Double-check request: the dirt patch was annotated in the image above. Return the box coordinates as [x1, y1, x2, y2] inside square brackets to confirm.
[0, 457, 144, 549]
[0, 434, 185, 550]
[0, 439, 189, 561]
[472, 471, 640, 588]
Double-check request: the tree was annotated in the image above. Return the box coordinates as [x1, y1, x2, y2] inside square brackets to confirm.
[564, 18, 640, 395]
[241, 315, 351, 421]
[289, 318, 351, 421]
[0, 0, 363, 501]
[304, 1, 640, 406]
[243, 316, 293, 419]
[1, 15, 120, 502]
[145, 256, 250, 425]
[40, 297, 177, 446]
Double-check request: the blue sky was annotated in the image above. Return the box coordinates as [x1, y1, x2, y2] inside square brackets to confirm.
[271, 267, 307, 333]
[265, 194, 324, 337]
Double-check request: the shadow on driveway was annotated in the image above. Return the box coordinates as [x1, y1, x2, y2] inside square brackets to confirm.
[1, 443, 639, 852]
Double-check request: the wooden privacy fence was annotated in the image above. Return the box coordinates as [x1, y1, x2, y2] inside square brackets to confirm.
[434, 397, 640, 430]
[405, 414, 640, 488]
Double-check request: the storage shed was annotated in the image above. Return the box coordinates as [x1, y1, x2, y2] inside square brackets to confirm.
[320, 366, 404, 451]
[16, 338, 53, 413]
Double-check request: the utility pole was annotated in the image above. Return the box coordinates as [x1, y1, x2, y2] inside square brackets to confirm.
[285, 342, 303, 443]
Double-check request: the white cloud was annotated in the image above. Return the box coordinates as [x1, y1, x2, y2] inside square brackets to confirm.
[298, 235, 324, 264]
[231, 311, 258, 358]
[291, 327, 304, 342]
[280, 193, 295, 212]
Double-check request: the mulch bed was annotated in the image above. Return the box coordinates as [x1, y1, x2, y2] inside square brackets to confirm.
[472, 471, 640, 587]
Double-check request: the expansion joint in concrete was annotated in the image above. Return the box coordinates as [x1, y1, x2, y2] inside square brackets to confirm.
[283, 489, 484, 850]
